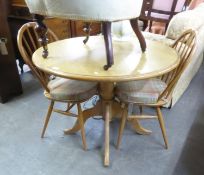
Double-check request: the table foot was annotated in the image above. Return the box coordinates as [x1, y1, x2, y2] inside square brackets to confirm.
[128, 118, 152, 135]
[112, 102, 152, 135]
[64, 101, 102, 135]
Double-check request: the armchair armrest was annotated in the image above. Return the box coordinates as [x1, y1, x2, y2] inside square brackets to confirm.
[165, 3, 204, 40]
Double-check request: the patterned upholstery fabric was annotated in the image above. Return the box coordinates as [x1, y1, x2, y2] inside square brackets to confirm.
[25, 0, 143, 22]
[116, 78, 167, 104]
[48, 78, 98, 101]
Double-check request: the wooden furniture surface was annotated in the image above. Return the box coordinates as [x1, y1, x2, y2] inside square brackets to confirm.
[70, 21, 101, 38]
[11, 0, 26, 6]
[32, 36, 179, 166]
[33, 36, 179, 82]
[44, 19, 101, 39]
[0, 0, 22, 103]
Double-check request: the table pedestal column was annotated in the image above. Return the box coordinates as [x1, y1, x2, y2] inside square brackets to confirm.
[99, 82, 114, 166]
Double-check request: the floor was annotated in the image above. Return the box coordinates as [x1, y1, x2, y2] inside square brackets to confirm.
[0, 63, 204, 175]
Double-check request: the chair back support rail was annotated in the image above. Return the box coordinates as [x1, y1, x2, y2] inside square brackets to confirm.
[17, 22, 58, 93]
[158, 29, 196, 102]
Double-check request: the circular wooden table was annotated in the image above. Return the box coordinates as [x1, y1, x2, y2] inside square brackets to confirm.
[33, 36, 179, 166]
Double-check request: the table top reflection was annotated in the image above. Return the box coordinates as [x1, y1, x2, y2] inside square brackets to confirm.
[32, 36, 179, 82]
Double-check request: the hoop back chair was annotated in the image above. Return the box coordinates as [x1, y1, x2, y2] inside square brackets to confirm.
[24, 0, 145, 70]
[17, 22, 98, 150]
[115, 29, 196, 149]
[140, 0, 187, 32]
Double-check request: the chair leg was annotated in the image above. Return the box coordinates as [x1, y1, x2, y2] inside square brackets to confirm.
[116, 104, 128, 149]
[102, 22, 113, 70]
[156, 107, 168, 149]
[139, 106, 143, 114]
[34, 14, 49, 58]
[149, 21, 153, 33]
[77, 103, 87, 150]
[130, 18, 146, 52]
[67, 102, 70, 109]
[65, 102, 75, 112]
[41, 100, 54, 138]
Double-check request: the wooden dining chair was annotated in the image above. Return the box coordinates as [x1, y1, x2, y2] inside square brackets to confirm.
[17, 22, 98, 150]
[115, 29, 196, 149]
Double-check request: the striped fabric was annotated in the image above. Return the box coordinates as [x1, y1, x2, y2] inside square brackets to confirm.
[115, 78, 167, 104]
[48, 78, 98, 101]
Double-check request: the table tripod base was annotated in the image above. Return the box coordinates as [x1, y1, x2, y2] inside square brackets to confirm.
[64, 82, 151, 166]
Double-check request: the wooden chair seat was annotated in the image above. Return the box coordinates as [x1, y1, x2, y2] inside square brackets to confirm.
[47, 78, 98, 101]
[116, 78, 167, 104]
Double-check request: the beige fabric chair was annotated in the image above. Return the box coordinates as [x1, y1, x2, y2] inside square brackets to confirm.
[115, 29, 196, 149]
[24, 0, 145, 70]
[17, 22, 98, 150]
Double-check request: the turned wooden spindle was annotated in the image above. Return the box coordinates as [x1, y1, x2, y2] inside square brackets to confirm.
[34, 14, 49, 58]
[83, 22, 92, 44]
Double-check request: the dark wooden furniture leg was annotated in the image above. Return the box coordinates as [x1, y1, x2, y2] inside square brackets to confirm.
[102, 22, 113, 70]
[83, 22, 92, 44]
[130, 18, 146, 52]
[18, 59, 24, 73]
[34, 14, 48, 58]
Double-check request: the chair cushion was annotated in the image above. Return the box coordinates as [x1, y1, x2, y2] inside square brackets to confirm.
[115, 78, 167, 104]
[48, 78, 98, 101]
[25, 0, 143, 21]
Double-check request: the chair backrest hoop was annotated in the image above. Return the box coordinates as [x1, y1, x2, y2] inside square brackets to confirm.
[158, 29, 196, 101]
[17, 22, 58, 92]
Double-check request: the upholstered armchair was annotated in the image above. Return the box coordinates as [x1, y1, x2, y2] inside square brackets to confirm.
[25, 0, 145, 70]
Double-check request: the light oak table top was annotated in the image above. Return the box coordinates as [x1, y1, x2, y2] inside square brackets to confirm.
[32, 35, 179, 82]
